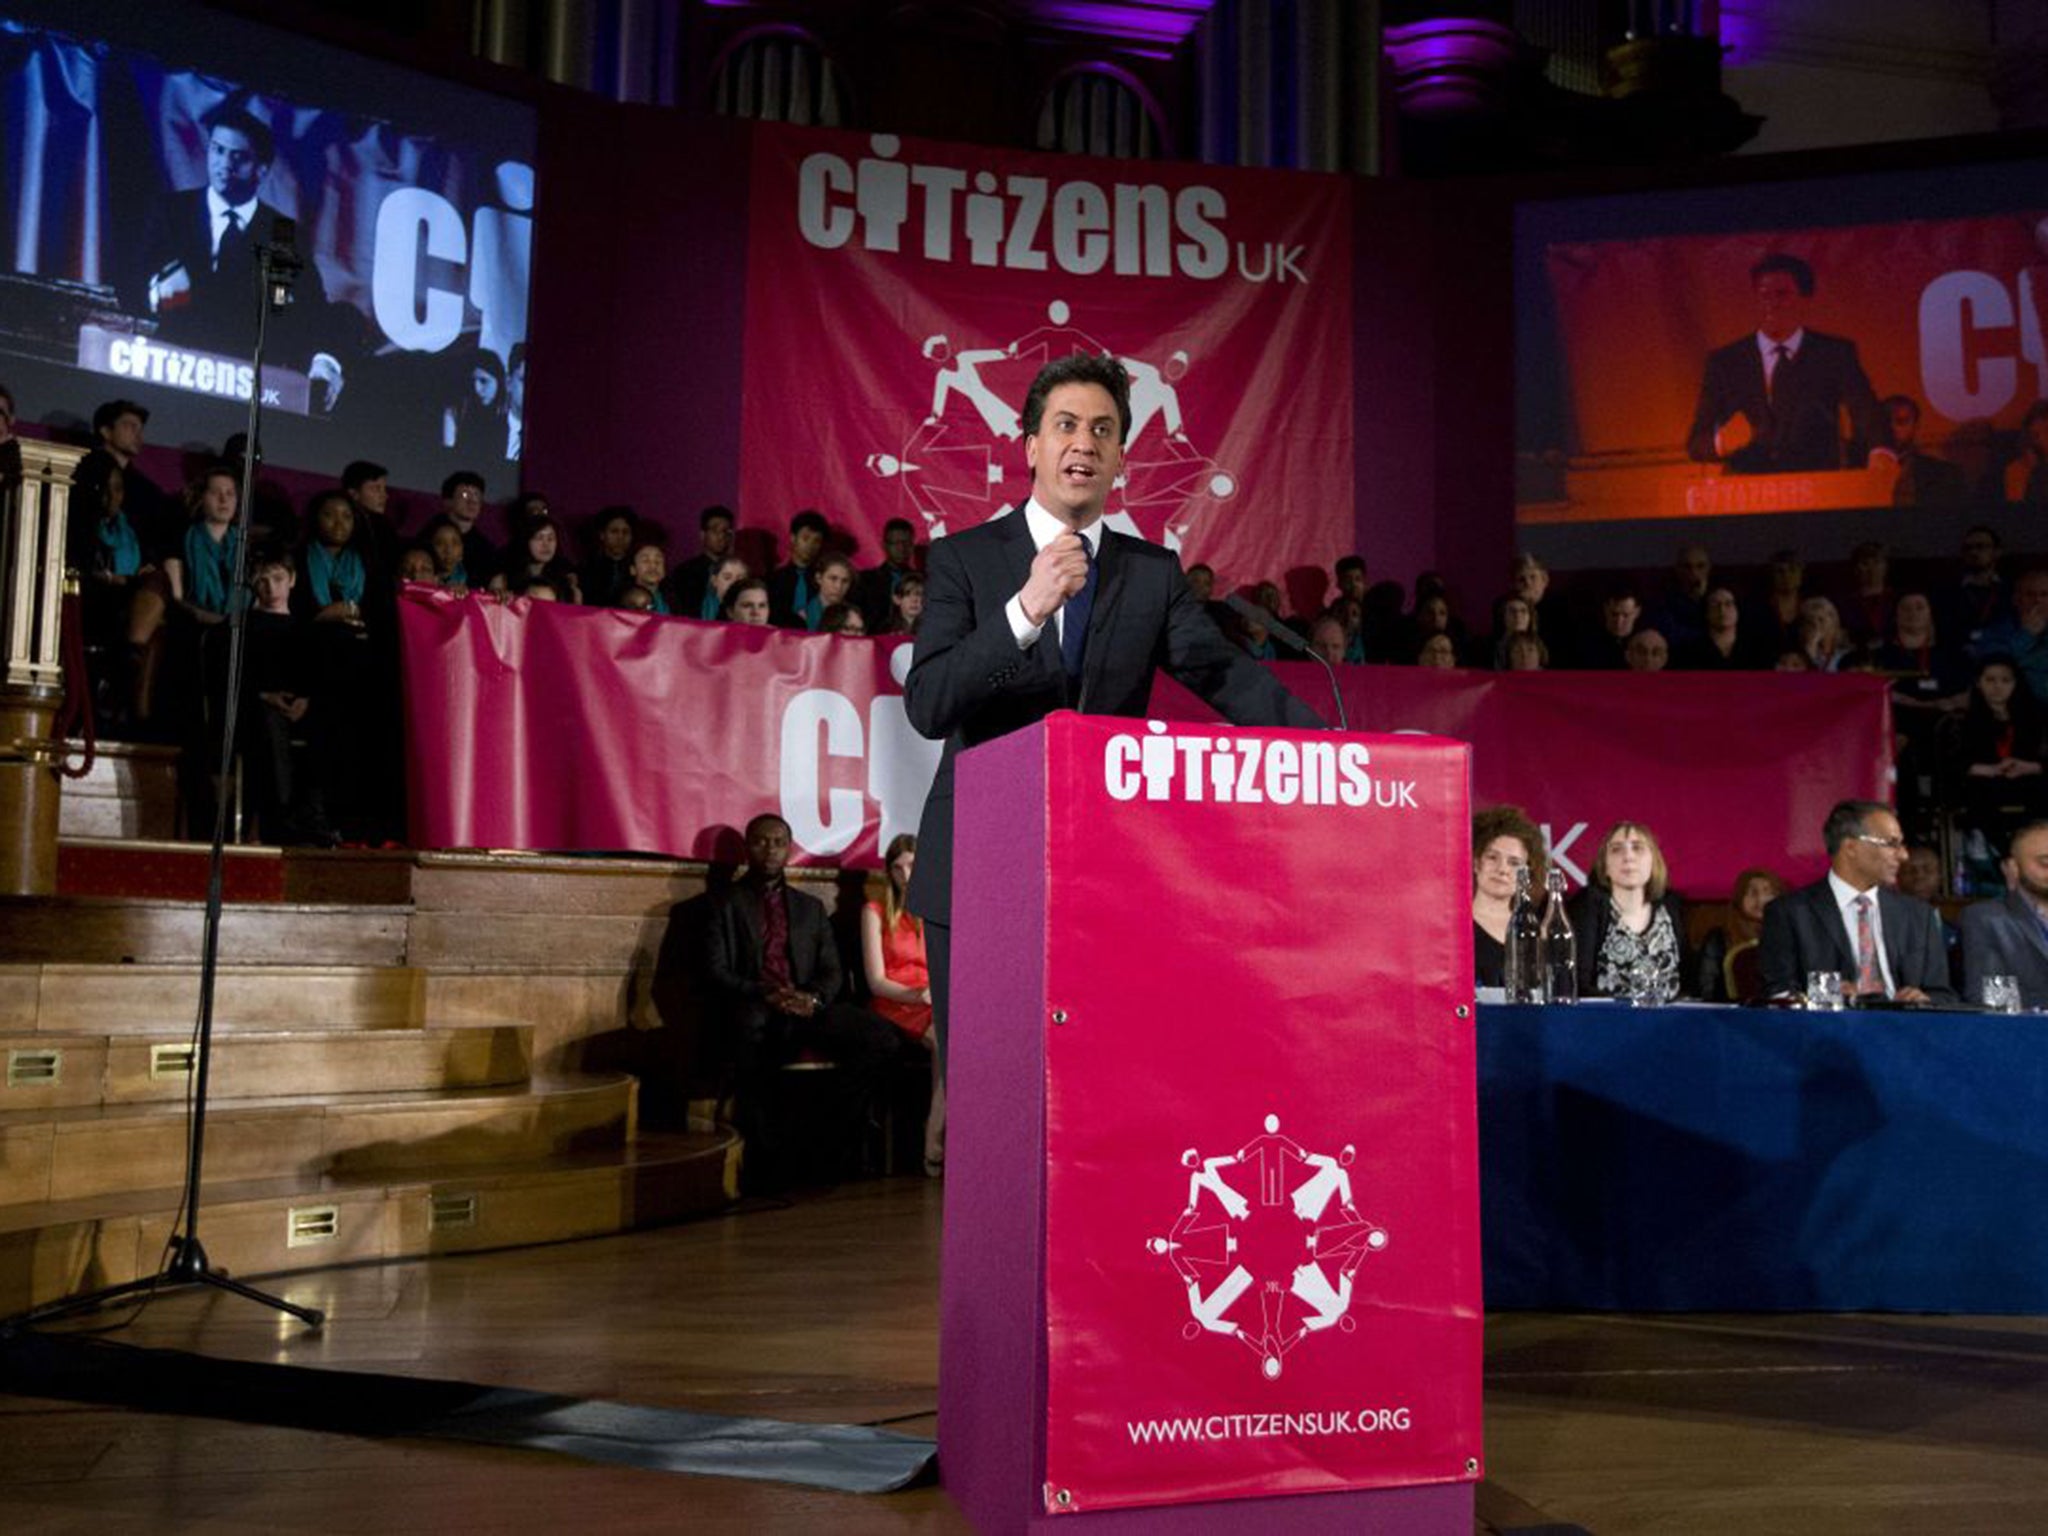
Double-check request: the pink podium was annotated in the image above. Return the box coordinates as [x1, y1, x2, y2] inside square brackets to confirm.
[939, 714, 1481, 1531]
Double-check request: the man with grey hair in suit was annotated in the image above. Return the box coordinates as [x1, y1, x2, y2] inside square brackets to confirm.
[1959, 820, 2048, 1008]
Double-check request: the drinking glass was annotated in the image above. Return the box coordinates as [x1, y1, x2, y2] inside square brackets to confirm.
[1806, 970, 1845, 1011]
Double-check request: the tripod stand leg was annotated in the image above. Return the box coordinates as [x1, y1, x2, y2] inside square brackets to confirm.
[197, 1270, 325, 1328]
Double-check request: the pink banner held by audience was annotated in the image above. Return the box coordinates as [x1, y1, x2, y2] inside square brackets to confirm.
[400, 591, 1891, 890]
[738, 123, 1355, 590]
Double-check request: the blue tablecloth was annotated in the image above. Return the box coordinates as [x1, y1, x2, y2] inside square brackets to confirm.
[1477, 1003, 2048, 1312]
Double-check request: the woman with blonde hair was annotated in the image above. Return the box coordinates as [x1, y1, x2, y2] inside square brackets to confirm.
[861, 834, 943, 1175]
[1568, 819, 1691, 1001]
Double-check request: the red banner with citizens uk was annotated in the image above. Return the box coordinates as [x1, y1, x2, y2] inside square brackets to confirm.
[738, 123, 1354, 591]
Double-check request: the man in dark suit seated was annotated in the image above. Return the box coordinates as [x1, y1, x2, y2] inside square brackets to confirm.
[704, 813, 904, 1193]
[1759, 799, 1957, 1004]
[1959, 821, 2048, 1008]
[903, 353, 1324, 1053]
[1686, 254, 1883, 477]
[130, 102, 344, 408]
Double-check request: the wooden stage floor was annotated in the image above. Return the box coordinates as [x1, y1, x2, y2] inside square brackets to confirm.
[3, 1178, 2045, 1534]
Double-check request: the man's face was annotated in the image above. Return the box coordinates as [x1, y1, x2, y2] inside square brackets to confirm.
[883, 525, 914, 567]
[1624, 630, 1668, 672]
[1706, 588, 1739, 631]
[703, 516, 735, 558]
[789, 525, 824, 568]
[2010, 828, 2048, 904]
[1898, 847, 1943, 903]
[631, 546, 666, 586]
[2018, 574, 2048, 632]
[252, 563, 294, 613]
[201, 474, 237, 526]
[599, 517, 634, 559]
[1513, 561, 1547, 603]
[1603, 597, 1639, 638]
[1835, 808, 1907, 892]
[1309, 619, 1346, 667]
[206, 126, 265, 205]
[1771, 557, 1803, 593]
[1337, 567, 1368, 603]
[1186, 566, 1214, 602]
[351, 476, 389, 516]
[746, 818, 792, 880]
[102, 411, 145, 460]
[1026, 382, 1124, 524]
[1961, 531, 1999, 576]
[733, 587, 771, 625]
[1888, 402, 1920, 449]
[443, 482, 483, 532]
[1675, 546, 1711, 596]
[1754, 270, 1809, 341]
[1855, 550, 1887, 588]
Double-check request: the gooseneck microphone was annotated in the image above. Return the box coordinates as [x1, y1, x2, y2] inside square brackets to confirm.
[1225, 592, 1349, 732]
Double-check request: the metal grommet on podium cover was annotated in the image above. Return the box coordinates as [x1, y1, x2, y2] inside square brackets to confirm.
[1051, 1009, 1069, 1025]
[1455, 1005, 1471, 1019]
[1465, 1457, 1480, 1474]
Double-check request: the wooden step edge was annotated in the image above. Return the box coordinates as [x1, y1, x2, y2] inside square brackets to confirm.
[0, 1071, 632, 1129]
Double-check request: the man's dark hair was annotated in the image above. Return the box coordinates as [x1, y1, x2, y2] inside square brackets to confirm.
[1822, 799, 1893, 856]
[440, 470, 486, 500]
[1020, 354, 1132, 441]
[341, 459, 388, 493]
[790, 508, 829, 539]
[1964, 523, 2002, 549]
[1751, 253, 1816, 297]
[595, 504, 638, 532]
[201, 103, 276, 166]
[93, 399, 148, 436]
[699, 503, 734, 530]
[252, 545, 296, 575]
[2008, 819, 2048, 858]
[883, 517, 914, 538]
[1604, 584, 1641, 607]
[1188, 562, 1214, 579]
[1335, 555, 1367, 580]
[744, 811, 791, 840]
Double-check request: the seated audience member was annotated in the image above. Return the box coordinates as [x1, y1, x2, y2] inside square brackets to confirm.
[820, 603, 866, 636]
[1254, 579, 1287, 624]
[1623, 628, 1670, 673]
[242, 550, 339, 846]
[1471, 805, 1546, 989]
[859, 517, 920, 630]
[1762, 549, 1806, 655]
[704, 814, 906, 1194]
[1510, 553, 1575, 666]
[1954, 655, 2048, 841]
[397, 546, 438, 586]
[1360, 580, 1409, 662]
[581, 506, 639, 609]
[1650, 543, 1713, 650]
[1797, 596, 1850, 671]
[1885, 394, 1968, 508]
[1694, 867, 1784, 1001]
[1333, 554, 1369, 608]
[1489, 594, 1536, 670]
[341, 460, 402, 585]
[1897, 842, 1961, 986]
[438, 471, 500, 585]
[1331, 596, 1367, 663]
[769, 509, 830, 627]
[422, 517, 472, 593]
[671, 504, 737, 617]
[1882, 593, 1969, 796]
[1308, 615, 1347, 667]
[1757, 799, 1956, 1003]
[1973, 566, 2048, 705]
[1839, 540, 1896, 647]
[1569, 820, 1690, 1001]
[1505, 632, 1548, 671]
[297, 490, 370, 629]
[2003, 398, 2048, 505]
[508, 511, 582, 602]
[702, 555, 751, 621]
[1185, 563, 1217, 603]
[165, 465, 245, 628]
[1417, 633, 1459, 669]
[861, 833, 943, 1176]
[799, 552, 857, 631]
[725, 577, 773, 625]
[627, 541, 672, 614]
[73, 399, 177, 561]
[1677, 588, 1760, 670]
[1408, 587, 1465, 661]
[1233, 604, 1278, 660]
[1588, 588, 1642, 670]
[68, 458, 173, 729]
[883, 573, 925, 636]
[1943, 525, 2006, 647]
[1959, 820, 2048, 1007]
[618, 584, 655, 613]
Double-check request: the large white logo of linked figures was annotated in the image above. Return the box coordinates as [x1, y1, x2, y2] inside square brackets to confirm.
[864, 299, 1238, 553]
[1147, 1113, 1388, 1381]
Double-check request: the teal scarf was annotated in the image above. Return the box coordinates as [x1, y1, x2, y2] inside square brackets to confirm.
[183, 522, 243, 614]
[97, 514, 141, 577]
[307, 543, 365, 607]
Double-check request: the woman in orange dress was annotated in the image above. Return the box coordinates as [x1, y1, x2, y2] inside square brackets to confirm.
[862, 834, 943, 1175]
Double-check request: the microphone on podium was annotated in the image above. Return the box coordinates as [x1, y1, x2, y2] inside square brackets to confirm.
[1225, 592, 1349, 732]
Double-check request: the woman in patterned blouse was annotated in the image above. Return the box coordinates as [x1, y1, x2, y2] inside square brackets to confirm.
[1568, 820, 1692, 1001]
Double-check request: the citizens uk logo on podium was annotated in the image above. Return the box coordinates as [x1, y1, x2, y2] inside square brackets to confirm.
[1146, 1113, 1389, 1382]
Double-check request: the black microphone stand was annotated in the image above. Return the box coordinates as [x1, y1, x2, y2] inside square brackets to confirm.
[3, 228, 325, 1332]
[1224, 592, 1349, 731]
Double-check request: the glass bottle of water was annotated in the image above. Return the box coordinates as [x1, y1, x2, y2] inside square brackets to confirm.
[1539, 866, 1577, 1003]
[1505, 866, 1543, 1003]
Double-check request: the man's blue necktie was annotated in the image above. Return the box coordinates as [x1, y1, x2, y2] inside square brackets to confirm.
[1061, 537, 1097, 677]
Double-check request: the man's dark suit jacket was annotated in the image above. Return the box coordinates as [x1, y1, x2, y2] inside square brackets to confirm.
[1959, 890, 2048, 1008]
[670, 553, 716, 619]
[1685, 330, 1881, 475]
[131, 189, 332, 362]
[1758, 877, 1956, 1003]
[903, 509, 1324, 926]
[704, 877, 842, 1010]
[766, 563, 815, 629]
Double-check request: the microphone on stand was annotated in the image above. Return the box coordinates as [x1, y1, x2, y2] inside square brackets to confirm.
[1226, 592, 1348, 731]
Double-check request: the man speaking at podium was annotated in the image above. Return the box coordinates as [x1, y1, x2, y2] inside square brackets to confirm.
[903, 353, 1325, 1053]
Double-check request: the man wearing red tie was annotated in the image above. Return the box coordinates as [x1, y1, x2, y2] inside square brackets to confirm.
[903, 354, 1323, 1054]
[1759, 800, 1957, 1004]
